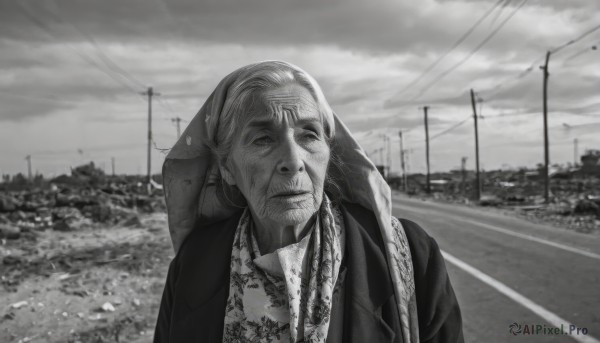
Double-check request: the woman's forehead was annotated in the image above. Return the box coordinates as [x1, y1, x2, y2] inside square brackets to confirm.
[261, 83, 315, 106]
[244, 84, 322, 128]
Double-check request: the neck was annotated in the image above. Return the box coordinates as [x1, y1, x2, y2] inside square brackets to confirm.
[251, 212, 317, 255]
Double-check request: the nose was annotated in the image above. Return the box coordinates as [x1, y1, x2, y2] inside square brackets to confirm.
[277, 136, 305, 175]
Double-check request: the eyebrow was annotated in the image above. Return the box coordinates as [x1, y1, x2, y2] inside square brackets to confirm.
[243, 117, 322, 130]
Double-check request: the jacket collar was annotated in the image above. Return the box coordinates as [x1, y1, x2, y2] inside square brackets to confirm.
[341, 202, 395, 311]
[337, 202, 397, 343]
[175, 202, 396, 342]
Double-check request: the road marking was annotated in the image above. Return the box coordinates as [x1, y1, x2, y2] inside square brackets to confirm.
[461, 218, 600, 261]
[442, 251, 600, 343]
[393, 203, 600, 261]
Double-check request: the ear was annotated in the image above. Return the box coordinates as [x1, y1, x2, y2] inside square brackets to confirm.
[219, 160, 237, 186]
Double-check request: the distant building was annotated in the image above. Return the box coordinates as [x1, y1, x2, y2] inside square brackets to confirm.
[581, 150, 600, 176]
[430, 179, 450, 193]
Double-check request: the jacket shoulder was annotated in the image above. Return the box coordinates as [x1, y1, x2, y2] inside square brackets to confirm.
[339, 201, 378, 230]
[397, 219, 465, 342]
[398, 219, 436, 257]
[176, 210, 243, 262]
[170, 210, 242, 309]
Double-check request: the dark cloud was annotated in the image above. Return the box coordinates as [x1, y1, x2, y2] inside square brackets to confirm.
[3, 0, 597, 120]
[4, 0, 584, 57]
[0, 92, 73, 121]
[1, 0, 599, 174]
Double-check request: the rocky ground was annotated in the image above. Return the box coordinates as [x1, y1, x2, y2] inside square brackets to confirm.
[1, 212, 172, 343]
[1, 173, 596, 343]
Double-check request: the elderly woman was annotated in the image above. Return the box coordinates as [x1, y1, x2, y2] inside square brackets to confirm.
[154, 61, 463, 343]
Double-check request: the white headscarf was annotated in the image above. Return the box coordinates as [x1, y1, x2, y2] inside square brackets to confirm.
[162, 61, 419, 343]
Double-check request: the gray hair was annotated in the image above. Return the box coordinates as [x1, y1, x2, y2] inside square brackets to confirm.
[209, 61, 333, 159]
[209, 61, 343, 204]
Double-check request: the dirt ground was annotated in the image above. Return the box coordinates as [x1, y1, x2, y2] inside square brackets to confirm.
[1, 213, 173, 343]
[3, 193, 597, 343]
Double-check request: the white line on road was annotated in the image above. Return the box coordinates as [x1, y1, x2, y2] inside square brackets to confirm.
[442, 251, 600, 343]
[393, 203, 600, 261]
[461, 218, 600, 261]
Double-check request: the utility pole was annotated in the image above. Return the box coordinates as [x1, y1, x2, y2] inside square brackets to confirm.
[541, 51, 551, 204]
[423, 106, 431, 194]
[385, 135, 391, 178]
[574, 138, 579, 167]
[379, 142, 384, 173]
[111, 157, 115, 176]
[172, 116, 182, 139]
[399, 131, 407, 192]
[470, 89, 481, 201]
[461, 157, 468, 196]
[25, 155, 32, 182]
[141, 87, 160, 195]
[405, 149, 411, 176]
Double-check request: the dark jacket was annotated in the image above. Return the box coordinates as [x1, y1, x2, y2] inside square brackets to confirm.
[154, 202, 464, 343]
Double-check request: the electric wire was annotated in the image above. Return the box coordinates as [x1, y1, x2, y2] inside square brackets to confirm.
[396, 0, 507, 96]
[430, 115, 472, 141]
[561, 42, 599, 65]
[410, 0, 529, 101]
[550, 23, 600, 55]
[46, 0, 146, 89]
[14, 1, 145, 101]
[481, 25, 600, 102]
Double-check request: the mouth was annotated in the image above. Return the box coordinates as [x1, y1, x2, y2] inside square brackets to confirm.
[272, 190, 311, 198]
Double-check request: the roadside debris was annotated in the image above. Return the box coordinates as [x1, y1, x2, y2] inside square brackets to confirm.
[10, 301, 28, 309]
[392, 166, 600, 233]
[100, 302, 116, 313]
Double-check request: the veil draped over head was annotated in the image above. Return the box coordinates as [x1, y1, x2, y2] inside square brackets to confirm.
[162, 61, 419, 343]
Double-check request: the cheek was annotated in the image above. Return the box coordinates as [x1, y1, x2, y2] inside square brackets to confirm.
[231, 150, 271, 196]
[307, 147, 330, 187]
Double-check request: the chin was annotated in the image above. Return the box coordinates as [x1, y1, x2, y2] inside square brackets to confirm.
[264, 199, 318, 225]
[271, 207, 315, 225]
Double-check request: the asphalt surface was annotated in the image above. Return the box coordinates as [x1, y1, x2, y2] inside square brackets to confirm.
[391, 193, 600, 343]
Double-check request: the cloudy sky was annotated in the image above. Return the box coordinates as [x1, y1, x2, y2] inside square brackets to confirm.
[1, 0, 599, 177]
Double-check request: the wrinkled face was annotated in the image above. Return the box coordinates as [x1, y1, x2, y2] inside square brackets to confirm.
[220, 83, 330, 227]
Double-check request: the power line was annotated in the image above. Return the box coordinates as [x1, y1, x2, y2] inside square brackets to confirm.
[439, 13, 599, 106]
[488, 0, 512, 27]
[14, 2, 146, 101]
[404, 111, 486, 147]
[477, 56, 542, 100]
[396, 0, 507, 96]
[481, 32, 599, 101]
[46, 0, 146, 89]
[481, 101, 600, 119]
[561, 43, 598, 65]
[481, 111, 538, 119]
[550, 23, 600, 55]
[45, 2, 182, 122]
[410, 0, 529, 101]
[430, 115, 472, 141]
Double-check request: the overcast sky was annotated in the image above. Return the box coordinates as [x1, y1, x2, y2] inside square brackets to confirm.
[1, 0, 599, 176]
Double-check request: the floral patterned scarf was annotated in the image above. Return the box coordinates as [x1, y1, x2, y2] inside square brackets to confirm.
[223, 194, 344, 343]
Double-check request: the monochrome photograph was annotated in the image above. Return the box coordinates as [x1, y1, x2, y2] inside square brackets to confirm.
[1, 0, 599, 342]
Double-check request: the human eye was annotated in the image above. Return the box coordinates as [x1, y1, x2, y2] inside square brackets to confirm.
[252, 135, 274, 145]
[303, 131, 319, 140]
[300, 126, 321, 141]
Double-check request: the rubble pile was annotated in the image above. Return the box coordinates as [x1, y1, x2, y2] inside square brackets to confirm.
[397, 168, 600, 233]
[0, 162, 165, 241]
[0, 163, 171, 342]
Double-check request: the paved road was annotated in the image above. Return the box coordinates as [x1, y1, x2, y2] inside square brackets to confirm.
[391, 193, 600, 343]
